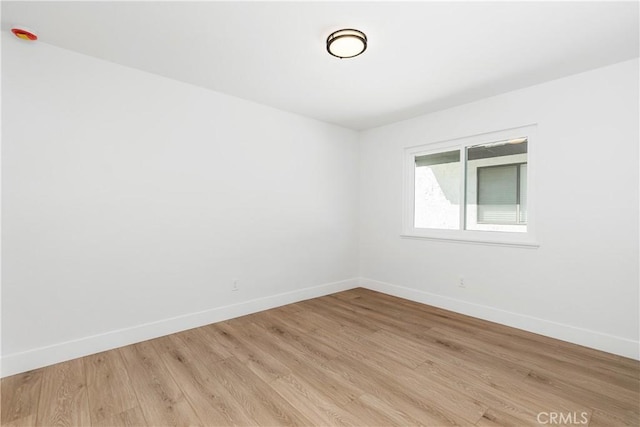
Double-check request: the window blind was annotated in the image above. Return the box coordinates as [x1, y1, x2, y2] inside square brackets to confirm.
[478, 164, 519, 223]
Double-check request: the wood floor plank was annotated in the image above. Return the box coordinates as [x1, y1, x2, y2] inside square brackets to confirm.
[270, 373, 363, 426]
[328, 291, 440, 333]
[299, 297, 381, 333]
[351, 289, 636, 374]
[2, 287, 638, 426]
[118, 341, 202, 426]
[422, 326, 535, 378]
[1, 370, 43, 426]
[328, 355, 461, 426]
[352, 393, 425, 426]
[263, 301, 305, 316]
[293, 309, 379, 345]
[36, 358, 90, 427]
[417, 357, 535, 415]
[435, 321, 640, 395]
[238, 319, 373, 409]
[199, 322, 256, 363]
[251, 310, 341, 362]
[113, 406, 147, 426]
[157, 342, 255, 426]
[364, 328, 432, 369]
[1, 415, 38, 427]
[150, 327, 231, 363]
[589, 408, 640, 426]
[523, 368, 638, 420]
[202, 357, 313, 426]
[85, 349, 139, 426]
[303, 315, 425, 376]
[415, 357, 579, 425]
[177, 327, 233, 362]
[225, 321, 312, 374]
[91, 406, 147, 427]
[389, 361, 488, 425]
[219, 320, 294, 383]
[475, 407, 542, 427]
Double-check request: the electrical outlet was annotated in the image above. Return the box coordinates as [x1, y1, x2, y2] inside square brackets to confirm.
[459, 277, 466, 288]
[232, 279, 239, 291]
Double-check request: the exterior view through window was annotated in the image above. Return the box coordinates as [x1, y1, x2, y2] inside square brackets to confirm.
[465, 138, 527, 232]
[407, 126, 534, 244]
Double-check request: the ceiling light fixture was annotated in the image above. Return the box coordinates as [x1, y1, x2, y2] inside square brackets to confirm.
[326, 29, 367, 59]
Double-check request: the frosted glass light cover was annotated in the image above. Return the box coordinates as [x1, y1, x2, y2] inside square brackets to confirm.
[327, 29, 367, 58]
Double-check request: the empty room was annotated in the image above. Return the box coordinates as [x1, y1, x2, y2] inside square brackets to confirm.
[1, 1, 639, 426]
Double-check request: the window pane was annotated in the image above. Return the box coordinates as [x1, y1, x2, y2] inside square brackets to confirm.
[478, 165, 518, 223]
[414, 150, 460, 229]
[519, 164, 527, 223]
[465, 139, 527, 232]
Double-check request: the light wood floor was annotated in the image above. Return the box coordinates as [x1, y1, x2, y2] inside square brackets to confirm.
[2, 288, 639, 426]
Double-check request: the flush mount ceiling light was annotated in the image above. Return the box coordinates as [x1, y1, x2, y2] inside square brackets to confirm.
[326, 29, 367, 59]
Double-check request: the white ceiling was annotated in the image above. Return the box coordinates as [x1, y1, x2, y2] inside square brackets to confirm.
[2, 1, 639, 130]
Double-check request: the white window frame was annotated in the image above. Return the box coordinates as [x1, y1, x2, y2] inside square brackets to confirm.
[401, 124, 538, 247]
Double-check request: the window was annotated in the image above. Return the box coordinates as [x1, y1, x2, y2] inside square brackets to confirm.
[414, 150, 460, 230]
[403, 125, 537, 246]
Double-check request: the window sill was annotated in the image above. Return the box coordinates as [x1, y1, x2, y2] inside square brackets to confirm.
[400, 233, 540, 248]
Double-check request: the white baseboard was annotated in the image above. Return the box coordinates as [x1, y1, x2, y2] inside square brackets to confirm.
[360, 277, 640, 360]
[1, 278, 359, 378]
[4, 276, 635, 377]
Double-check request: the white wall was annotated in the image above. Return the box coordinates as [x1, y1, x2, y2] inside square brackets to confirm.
[359, 59, 639, 359]
[2, 37, 638, 377]
[1, 37, 359, 376]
